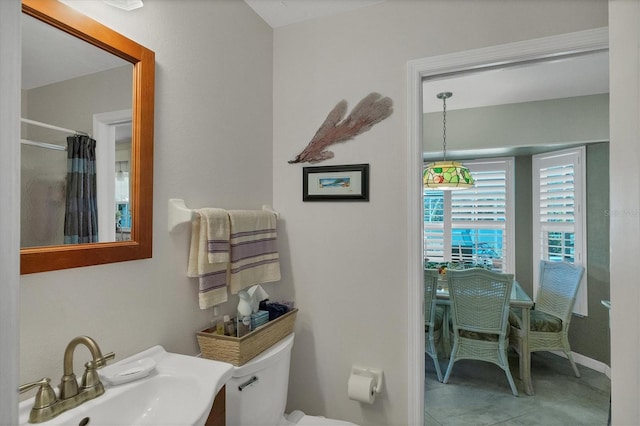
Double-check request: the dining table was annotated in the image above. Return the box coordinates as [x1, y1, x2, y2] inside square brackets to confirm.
[435, 279, 536, 395]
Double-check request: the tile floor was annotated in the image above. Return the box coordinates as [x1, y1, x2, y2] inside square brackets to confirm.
[425, 351, 610, 426]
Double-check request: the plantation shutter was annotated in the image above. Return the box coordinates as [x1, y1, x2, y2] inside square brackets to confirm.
[533, 147, 587, 316]
[423, 191, 446, 263]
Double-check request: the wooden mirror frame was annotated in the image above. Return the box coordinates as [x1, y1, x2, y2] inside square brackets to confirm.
[21, 0, 154, 274]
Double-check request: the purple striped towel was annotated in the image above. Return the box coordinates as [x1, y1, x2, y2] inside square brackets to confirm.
[228, 210, 281, 294]
[202, 208, 230, 263]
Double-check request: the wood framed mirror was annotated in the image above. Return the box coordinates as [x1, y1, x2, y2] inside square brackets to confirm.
[20, 0, 154, 274]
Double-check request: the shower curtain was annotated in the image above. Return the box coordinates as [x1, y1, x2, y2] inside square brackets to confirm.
[64, 135, 98, 244]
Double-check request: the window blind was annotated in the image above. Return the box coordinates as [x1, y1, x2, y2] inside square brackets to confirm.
[533, 147, 587, 316]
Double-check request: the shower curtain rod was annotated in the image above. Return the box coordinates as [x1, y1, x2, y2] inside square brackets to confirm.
[20, 138, 67, 152]
[21, 117, 89, 136]
[20, 117, 90, 151]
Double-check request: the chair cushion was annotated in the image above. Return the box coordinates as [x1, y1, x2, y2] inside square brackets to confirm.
[457, 329, 499, 342]
[425, 305, 445, 332]
[509, 308, 563, 332]
[447, 316, 500, 341]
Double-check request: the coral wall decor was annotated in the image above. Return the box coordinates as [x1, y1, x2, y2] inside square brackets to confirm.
[288, 92, 393, 164]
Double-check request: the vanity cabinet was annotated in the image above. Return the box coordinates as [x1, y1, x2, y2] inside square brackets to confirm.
[205, 385, 226, 426]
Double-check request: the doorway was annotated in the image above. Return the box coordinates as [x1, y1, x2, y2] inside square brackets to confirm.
[406, 27, 609, 425]
[93, 109, 132, 243]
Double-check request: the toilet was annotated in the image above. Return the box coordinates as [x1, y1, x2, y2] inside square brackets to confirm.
[225, 332, 357, 426]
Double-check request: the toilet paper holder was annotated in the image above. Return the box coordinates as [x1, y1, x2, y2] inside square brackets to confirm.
[350, 365, 383, 394]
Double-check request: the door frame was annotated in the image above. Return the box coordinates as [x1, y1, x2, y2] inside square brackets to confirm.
[406, 27, 608, 425]
[93, 109, 132, 242]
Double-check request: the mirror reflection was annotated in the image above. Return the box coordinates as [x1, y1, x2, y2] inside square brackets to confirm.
[20, 12, 133, 248]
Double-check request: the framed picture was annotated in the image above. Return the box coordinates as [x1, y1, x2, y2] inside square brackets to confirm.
[303, 164, 369, 201]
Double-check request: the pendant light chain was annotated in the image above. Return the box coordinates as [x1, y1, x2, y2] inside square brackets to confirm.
[424, 91, 474, 190]
[442, 95, 447, 161]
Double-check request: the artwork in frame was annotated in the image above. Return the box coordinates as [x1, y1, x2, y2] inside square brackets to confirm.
[302, 164, 369, 202]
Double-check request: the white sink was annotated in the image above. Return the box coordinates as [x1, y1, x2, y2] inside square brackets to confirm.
[19, 346, 233, 426]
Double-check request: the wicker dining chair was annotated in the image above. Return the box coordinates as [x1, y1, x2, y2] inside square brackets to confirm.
[444, 268, 518, 396]
[510, 260, 585, 378]
[424, 269, 444, 381]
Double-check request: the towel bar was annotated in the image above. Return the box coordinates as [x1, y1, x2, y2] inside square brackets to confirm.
[168, 198, 279, 232]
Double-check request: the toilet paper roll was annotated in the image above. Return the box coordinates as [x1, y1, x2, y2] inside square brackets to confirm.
[348, 374, 376, 404]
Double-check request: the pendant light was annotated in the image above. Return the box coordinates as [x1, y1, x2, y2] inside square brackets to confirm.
[423, 92, 474, 190]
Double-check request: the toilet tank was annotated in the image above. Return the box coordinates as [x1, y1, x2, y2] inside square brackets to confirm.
[226, 332, 295, 426]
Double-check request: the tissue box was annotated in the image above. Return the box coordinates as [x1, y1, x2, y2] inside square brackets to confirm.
[251, 311, 269, 329]
[197, 308, 297, 366]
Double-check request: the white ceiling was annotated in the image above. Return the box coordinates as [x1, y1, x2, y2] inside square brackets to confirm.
[423, 51, 609, 113]
[244, 0, 385, 28]
[21, 13, 128, 90]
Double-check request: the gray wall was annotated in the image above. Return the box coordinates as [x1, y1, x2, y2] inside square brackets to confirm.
[575, 142, 610, 364]
[0, 0, 22, 422]
[515, 156, 534, 294]
[424, 94, 609, 152]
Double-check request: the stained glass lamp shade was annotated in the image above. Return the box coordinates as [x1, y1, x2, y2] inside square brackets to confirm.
[423, 161, 474, 190]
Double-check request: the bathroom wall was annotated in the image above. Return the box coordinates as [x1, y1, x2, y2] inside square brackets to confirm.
[0, 1, 21, 422]
[609, 2, 640, 421]
[272, 1, 607, 424]
[19, 0, 273, 399]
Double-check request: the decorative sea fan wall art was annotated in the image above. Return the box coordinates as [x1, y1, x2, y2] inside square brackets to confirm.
[288, 92, 393, 164]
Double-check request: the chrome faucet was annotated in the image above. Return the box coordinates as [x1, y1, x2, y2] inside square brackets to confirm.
[19, 336, 115, 424]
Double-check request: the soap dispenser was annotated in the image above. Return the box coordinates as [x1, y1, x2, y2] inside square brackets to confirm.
[238, 291, 252, 316]
[237, 291, 253, 337]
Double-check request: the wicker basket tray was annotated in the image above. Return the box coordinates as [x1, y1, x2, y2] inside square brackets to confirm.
[197, 308, 297, 366]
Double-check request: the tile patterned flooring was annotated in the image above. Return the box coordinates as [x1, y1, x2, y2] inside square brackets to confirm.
[425, 352, 610, 426]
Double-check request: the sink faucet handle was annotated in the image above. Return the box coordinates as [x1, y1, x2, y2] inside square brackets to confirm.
[18, 377, 57, 409]
[87, 351, 115, 369]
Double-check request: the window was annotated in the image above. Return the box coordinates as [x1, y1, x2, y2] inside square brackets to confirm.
[532, 147, 587, 316]
[424, 157, 515, 273]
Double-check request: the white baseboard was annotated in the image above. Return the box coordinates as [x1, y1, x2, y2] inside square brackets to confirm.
[549, 350, 611, 379]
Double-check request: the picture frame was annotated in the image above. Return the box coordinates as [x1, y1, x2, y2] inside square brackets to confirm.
[302, 164, 369, 202]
